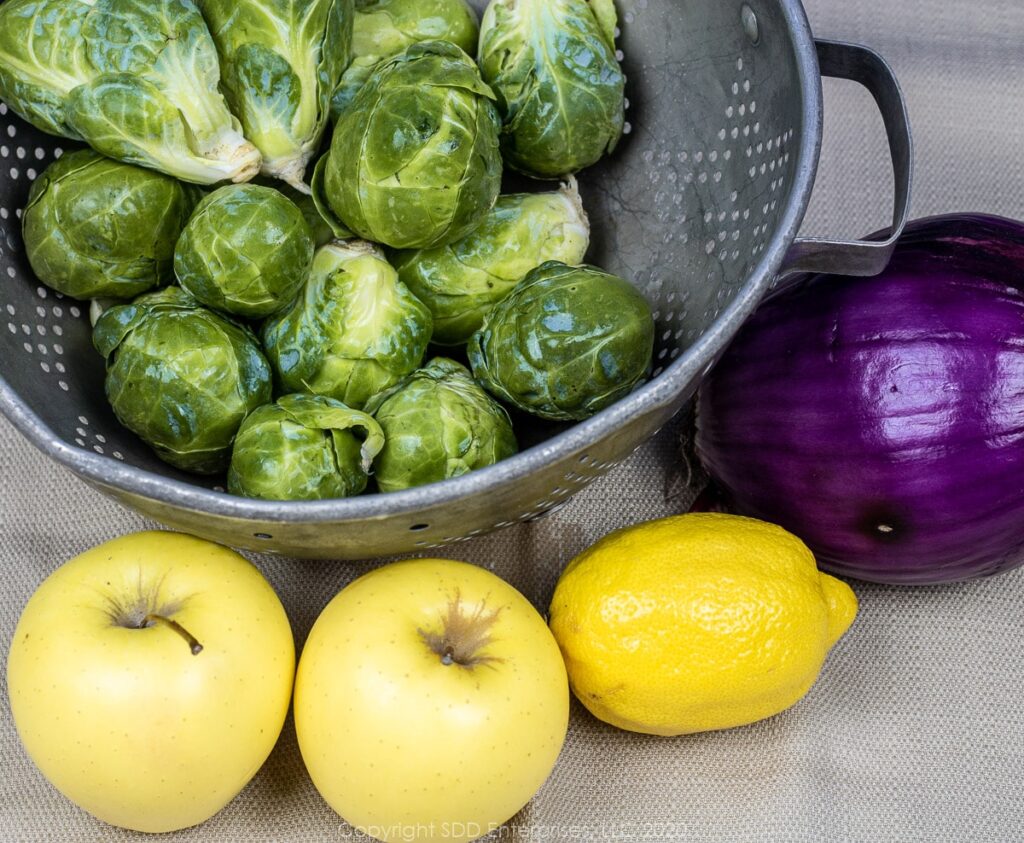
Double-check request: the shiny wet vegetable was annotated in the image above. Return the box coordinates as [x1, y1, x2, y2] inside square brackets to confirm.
[23, 150, 200, 301]
[199, 0, 354, 190]
[262, 241, 432, 410]
[0, 0, 261, 184]
[469, 261, 655, 421]
[697, 213, 1024, 585]
[478, 0, 625, 178]
[174, 185, 315, 320]
[393, 179, 590, 345]
[93, 287, 273, 474]
[313, 41, 502, 249]
[331, 0, 478, 118]
[366, 358, 517, 492]
[228, 394, 384, 501]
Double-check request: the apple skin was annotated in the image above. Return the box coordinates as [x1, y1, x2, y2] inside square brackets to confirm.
[294, 558, 569, 843]
[6, 531, 295, 833]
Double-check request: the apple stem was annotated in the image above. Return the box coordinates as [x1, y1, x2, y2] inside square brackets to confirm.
[145, 614, 203, 656]
[441, 646, 455, 666]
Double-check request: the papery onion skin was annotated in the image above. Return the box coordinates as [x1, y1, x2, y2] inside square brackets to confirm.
[696, 214, 1024, 585]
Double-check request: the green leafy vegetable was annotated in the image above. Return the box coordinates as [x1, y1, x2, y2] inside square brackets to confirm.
[93, 287, 273, 473]
[228, 393, 385, 500]
[315, 40, 502, 249]
[23, 150, 201, 301]
[198, 0, 354, 191]
[0, 0, 261, 184]
[366, 358, 517, 492]
[478, 0, 625, 178]
[330, 0, 478, 119]
[468, 262, 654, 421]
[174, 184, 315, 320]
[262, 241, 433, 409]
[393, 178, 590, 345]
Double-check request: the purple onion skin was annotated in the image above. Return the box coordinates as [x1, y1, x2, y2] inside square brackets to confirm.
[696, 214, 1024, 585]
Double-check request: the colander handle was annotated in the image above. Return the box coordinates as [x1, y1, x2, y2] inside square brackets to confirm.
[780, 40, 913, 278]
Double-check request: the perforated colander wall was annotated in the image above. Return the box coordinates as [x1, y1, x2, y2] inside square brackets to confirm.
[0, 0, 812, 557]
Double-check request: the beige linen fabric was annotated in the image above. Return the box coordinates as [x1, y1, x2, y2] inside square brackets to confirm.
[2, 0, 1024, 840]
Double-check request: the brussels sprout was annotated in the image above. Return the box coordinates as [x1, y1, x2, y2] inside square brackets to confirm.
[198, 0, 354, 191]
[0, 0, 261, 185]
[468, 262, 654, 421]
[365, 358, 517, 492]
[314, 41, 502, 249]
[22, 150, 201, 301]
[228, 394, 385, 501]
[330, 0, 479, 119]
[174, 185, 315, 320]
[393, 178, 590, 345]
[262, 241, 433, 409]
[478, 0, 625, 178]
[93, 287, 273, 474]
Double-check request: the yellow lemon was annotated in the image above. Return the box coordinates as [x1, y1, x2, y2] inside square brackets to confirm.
[548, 513, 857, 736]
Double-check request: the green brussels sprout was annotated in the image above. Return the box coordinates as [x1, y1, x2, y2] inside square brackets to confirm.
[365, 358, 517, 493]
[0, 0, 261, 185]
[313, 41, 502, 249]
[22, 150, 201, 301]
[330, 0, 479, 119]
[262, 241, 433, 409]
[468, 262, 654, 421]
[93, 287, 273, 474]
[478, 0, 626, 178]
[393, 178, 590, 345]
[174, 185, 315, 320]
[198, 0, 354, 190]
[228, 394, 385, 501]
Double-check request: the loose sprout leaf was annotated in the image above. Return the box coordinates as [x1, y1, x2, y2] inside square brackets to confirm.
[310, 155, 355, 238]
[66, 74, 245, 186]
[223, 44, 302, 153]
[587, 0, 619, 49]
[278, 396, 386, 473]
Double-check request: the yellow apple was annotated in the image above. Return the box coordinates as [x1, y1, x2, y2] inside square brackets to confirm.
[6, 531, 295, 833]
[294, 558, 569, 843]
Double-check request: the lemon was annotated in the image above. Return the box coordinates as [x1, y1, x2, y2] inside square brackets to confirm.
[548, 513, 857, 736]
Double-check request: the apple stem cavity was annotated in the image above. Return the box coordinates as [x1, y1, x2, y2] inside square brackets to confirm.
[145, 614, 204, 656]
[419, 592, 504, 670]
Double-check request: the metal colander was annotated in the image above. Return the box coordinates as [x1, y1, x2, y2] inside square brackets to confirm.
[0, 0, 911, 558]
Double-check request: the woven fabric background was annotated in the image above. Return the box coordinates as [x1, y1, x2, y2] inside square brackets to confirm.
[2, 0, 1024, 839]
